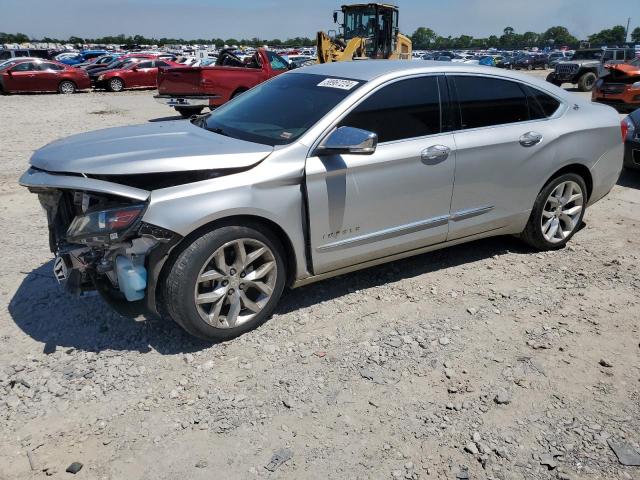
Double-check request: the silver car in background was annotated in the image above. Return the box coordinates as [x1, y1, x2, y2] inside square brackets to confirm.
[20, 61, 624, 341]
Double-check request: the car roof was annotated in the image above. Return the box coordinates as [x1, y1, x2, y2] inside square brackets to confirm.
[291, 60, 564, 91]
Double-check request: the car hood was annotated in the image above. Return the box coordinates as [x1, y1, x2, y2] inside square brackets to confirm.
[30, 120, 274, 175]
[604, 63, 640, 76]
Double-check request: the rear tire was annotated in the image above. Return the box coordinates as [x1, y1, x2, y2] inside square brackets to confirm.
[58, 80, 76, 94]
[577, 72, 597, 92]
[175, 106, 203, 117]
[520, 173, 587, 250]
[107, 77, 124, 92]
[161, 224, 286, 341]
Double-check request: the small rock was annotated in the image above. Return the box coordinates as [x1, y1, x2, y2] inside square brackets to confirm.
[599, 358, 613, 368]
[439, 337, 450, 346]
[467, 307, 477, 315]
[464, 443, 479, 455]
[607, 439, 640, 466]
[494, 391, 512, 405]
[65, 462, 83, 474]
[195, 460, 208, 468]
[264, 448, 293, 472]
[263, 344, 277, 354]
[539, 453, 558, 470]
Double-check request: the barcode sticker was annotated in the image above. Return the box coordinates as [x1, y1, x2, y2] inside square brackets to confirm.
[317, 78, 359, 90]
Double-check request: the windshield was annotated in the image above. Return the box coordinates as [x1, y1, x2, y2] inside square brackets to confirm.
[572, 50, 602, 60]
[198, 73, 364, 146]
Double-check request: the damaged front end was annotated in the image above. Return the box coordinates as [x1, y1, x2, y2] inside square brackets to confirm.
[22, 169, 181, 316]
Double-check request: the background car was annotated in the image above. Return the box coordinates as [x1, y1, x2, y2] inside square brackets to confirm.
[95, 58, 180, 91]
[0, 59, 90, 94]
[56, 49, 109, 66]
[76, 53, 123, 70]
[87, 55, 157, 83]
[622, 109, 640, 170]
[514, 54, 549, 70]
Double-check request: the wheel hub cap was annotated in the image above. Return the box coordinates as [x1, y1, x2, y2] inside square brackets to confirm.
[541, 180, 583, 243]
[194, 238, 277, 329]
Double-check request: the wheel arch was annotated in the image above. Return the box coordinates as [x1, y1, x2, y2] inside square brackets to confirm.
[161, 214, 299, 288]
[231, 87, 249, 98]
[542, 163, 593, 201]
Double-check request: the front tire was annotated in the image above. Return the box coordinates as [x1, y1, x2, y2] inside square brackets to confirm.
[162, 224, 286, 341]
[107, 77, 124, 92]
[577, 72, 597, 92]
[521, 173, 587, 250]
[58, 80, 76, 94]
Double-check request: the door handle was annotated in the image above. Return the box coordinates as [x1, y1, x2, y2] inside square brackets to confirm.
[421, 145, 450, 164]
[519, 131, 543, 147]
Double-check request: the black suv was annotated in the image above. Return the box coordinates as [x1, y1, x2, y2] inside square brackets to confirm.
[514, 54, 549, 70]
[547, 48, 637, 92]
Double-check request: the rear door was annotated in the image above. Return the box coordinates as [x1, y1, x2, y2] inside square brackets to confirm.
[446, 74, 562, 240]
[35, 62, 64, 91]
[305, 75, 457, 274]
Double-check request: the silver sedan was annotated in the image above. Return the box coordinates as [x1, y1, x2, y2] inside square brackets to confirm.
[20, 61, 624, 341]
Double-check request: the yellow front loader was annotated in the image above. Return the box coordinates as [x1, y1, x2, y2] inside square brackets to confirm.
[316, 3, 412, 63]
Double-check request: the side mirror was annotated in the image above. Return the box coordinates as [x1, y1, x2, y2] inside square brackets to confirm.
[131, 66, 138, 71]
[6, 70, 12, 76]
[315, 126, 377, 156]
[333, 11, 338, 23]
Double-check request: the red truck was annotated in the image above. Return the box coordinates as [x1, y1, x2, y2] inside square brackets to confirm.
[154, 49, 291, 117]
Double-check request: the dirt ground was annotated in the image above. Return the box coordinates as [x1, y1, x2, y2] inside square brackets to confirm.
[1, 72, 639, 480]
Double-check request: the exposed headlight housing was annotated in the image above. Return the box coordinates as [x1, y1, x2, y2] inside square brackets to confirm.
[631, 81, 640, 89]
[66, 204, 145, 244]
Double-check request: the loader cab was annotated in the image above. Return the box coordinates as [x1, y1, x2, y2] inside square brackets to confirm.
[338, 3, 399, 59]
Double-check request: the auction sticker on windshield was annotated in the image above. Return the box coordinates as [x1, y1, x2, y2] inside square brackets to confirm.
[317, 78, 359, 90]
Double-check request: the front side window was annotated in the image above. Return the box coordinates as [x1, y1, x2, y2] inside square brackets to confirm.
[135, 61, 153, 69]
[11, 62, 36, 72]
[339, 76, 441, 143]
[453, 76, 529, 129]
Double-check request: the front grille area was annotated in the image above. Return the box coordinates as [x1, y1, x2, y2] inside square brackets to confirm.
[555, 63, 579, 75]
[601, 83, 625, 94]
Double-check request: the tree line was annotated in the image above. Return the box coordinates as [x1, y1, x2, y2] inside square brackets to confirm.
[410, 25, 640, 50]
[0, 32, 315, 47]
[2, 24, 639, 50]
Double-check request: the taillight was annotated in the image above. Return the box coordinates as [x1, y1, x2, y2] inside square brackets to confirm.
[621, 117, 634, 141]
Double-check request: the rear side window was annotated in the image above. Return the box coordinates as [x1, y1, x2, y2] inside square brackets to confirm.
[40, 62, 64, 71]
[339, 76, 441, 143]
[136, 61, 153, 68]
[522, 85, 561, 119]
[453, 76, 529, 129]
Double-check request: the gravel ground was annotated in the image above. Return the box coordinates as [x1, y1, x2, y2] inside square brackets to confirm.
[1, 74, 640, 480]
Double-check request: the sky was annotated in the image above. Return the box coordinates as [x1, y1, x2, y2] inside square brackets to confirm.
[0, 0, 636, 41]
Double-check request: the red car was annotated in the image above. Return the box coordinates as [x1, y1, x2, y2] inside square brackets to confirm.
[94, 58, 181, 92]
[0, 59, 90, 94]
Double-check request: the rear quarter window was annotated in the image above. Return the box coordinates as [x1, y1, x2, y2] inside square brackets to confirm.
[522, 85, 561, 119]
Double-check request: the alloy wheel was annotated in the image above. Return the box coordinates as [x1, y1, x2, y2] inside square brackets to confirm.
[59, 81, 74, 94]
[110, 78, 123, 92]
[541, 181, 583, 243]
[194, 238, 277, 328]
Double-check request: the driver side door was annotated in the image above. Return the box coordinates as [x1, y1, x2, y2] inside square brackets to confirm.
[305, 75, 456, 274]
